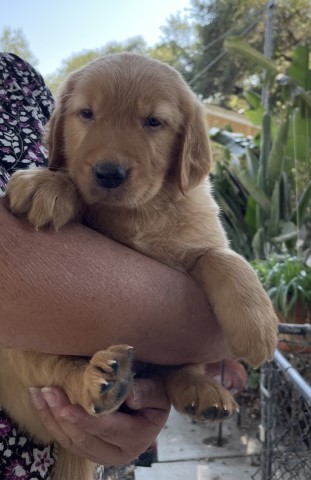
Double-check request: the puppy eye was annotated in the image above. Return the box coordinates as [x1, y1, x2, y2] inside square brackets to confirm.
[144, 117, 162, 128]
[79, 109, 94, 121]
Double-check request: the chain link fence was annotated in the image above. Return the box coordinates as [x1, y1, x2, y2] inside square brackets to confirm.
[253, 324, 311, 480]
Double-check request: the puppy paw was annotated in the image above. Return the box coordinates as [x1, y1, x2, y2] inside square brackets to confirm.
[6, 168, 80, 230]
[227, 300, 279, 368]
[167, 366, 239, 422]
[82, 345, 134, 415]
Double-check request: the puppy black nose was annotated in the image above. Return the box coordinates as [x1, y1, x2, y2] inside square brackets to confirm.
[93, 163, 128, 189]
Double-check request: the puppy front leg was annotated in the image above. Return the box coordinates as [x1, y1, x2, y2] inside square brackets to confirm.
[6, 168, 81, 230]
[191, 249, 278, 367]
[1, 346, 133, 442]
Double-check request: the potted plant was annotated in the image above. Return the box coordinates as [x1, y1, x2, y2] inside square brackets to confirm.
[252, 255, 311, 351]
[252, 256, 311, 322]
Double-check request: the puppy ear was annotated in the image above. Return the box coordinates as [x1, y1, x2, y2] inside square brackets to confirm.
[177, 101, 212, 194]
[45, 104, 66, 171]
[45, 77, 74, 171]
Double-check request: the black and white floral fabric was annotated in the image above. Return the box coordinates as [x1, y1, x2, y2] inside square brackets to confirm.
[0, 52, 54, 196]
[0, 412, 55, 480]
[0, 52, 56, 479]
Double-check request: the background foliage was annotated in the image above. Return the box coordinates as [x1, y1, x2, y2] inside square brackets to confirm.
[212, 41, 311, 260]
[1, 0, 311, 97]
[0, 26, 38, 67]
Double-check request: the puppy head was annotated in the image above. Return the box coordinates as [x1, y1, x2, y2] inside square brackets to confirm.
[46, 54, 211, 208]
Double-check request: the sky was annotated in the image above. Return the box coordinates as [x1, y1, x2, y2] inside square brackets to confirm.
[1, 0, 191, 76]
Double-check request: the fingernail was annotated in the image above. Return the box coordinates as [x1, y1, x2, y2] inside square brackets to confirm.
[29, 388, 46, 410]
[41, 387, 59, 408]
[59, 412, 77, 424]
[131, 384, 137, 402]
[131, 382, 141, 403]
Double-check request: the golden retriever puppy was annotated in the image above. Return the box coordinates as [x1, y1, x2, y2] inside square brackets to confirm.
[5, 53, 278, 480]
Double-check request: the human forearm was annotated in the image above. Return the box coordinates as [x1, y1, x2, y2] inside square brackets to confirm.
[0, 199, 230, 364]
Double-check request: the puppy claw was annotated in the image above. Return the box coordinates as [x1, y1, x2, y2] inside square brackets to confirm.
[126, 346, 134, 360]
[92, 405, 105, 415]
[203, 406, 219, 420]
[202, 406, 235, 421]
[108, 360, 120, 375]
[184, 401, 196, 416]
[100, 381, 114, 393]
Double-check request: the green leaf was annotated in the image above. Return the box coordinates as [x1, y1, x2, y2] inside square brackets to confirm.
[244, 91, 264, 127]
[267, 181, 280, 237]
[245, 147, 259, 178]
[286, 107, 311, 167]
[272, 222, 298, 243]
[291, 178, 311, 226]
[285, 282, 299, 319]
[232, 168, 271, 215]
[224, 37, 279, 76]
[279, 172, 290, 221]
[278, 279, 288, 316]
[287, 45, 311, 91]
[259, 112, 271, 189]
[244, 91, 262, 110]
[252, 227, 265, 259]
[245, 196, 257, 236]
[272, 231, 298, 243]
[300, 91, 311, 109]
[267, 114, 289, 193]
[267, 286, 278, 300]
[244, 110, 264, 127]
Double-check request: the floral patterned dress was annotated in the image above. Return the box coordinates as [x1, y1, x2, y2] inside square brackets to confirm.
[0, 52, 56, 480]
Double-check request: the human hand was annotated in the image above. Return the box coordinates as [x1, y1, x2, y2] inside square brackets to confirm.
[29, 377, 170, 467]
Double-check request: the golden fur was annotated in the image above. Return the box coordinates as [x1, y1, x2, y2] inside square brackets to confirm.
[4, 53, 278, 480]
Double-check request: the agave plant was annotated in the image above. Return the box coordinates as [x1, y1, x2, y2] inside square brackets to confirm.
[212, 40, 311, 259]
[210, 159, 253, 258]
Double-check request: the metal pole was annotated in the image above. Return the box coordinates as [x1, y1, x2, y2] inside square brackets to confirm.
[261, 0, 275, 110]
[217, 360, 225, 447]
[273, 349, 311, 405]
[260, 362, 276, 480]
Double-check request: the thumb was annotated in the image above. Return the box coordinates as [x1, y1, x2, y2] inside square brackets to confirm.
[126, 377, 170, 411]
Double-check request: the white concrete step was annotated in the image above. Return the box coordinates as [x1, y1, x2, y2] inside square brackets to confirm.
[157, 409, 259, 462]
[136, 458, 258, 480]
[135, 409, 261, 479]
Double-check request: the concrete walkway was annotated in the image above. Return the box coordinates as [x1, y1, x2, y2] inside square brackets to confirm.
[135, 409, 261, 479]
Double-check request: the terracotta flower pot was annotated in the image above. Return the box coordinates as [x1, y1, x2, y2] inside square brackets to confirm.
[278, 306, 311, 353]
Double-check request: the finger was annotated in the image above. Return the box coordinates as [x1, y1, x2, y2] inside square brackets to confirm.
[60, 402, 168, 444]
[29, 387, 73, 449]
[48, 402, 157, 465]
[30, 387, 128, 464]
[62, 429, 127, 466]
[64, 410, 163, 464]
[126, 377, 170, 411]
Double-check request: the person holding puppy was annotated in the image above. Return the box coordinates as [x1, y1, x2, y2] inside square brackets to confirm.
[0, 52, 232, 479]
